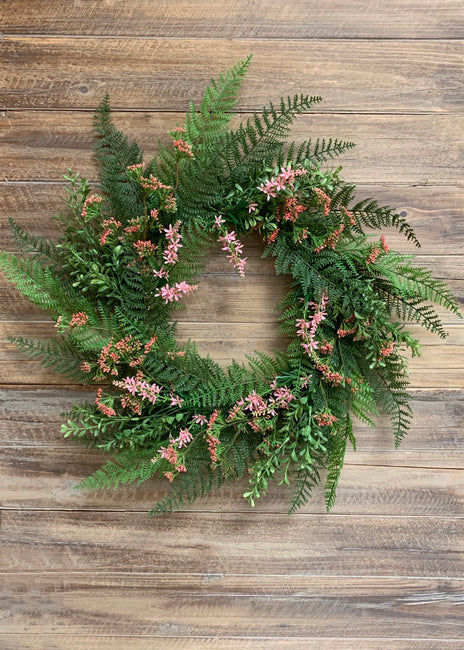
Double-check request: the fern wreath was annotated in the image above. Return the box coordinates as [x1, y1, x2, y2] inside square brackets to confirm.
[2, 56, 461, 514]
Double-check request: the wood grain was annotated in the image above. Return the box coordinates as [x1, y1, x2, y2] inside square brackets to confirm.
[2, 111, 463, 185]
[1, 182, 464, 255]
[1, 0, 463, 645]
[3, 637, 464, 650]
[2, 387, 463, 449]
[1, 510, 463, 578]
[3, 0, 464, 39]
[1, 444, 463, 515]
[2, 38, 463, 113]
[2, 574, 464, 639]
[1, 323, 463, 385]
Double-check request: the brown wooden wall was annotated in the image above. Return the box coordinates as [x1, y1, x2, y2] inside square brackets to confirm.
[1, 1, 464, 647]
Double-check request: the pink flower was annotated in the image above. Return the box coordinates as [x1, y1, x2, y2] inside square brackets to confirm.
[248, 202, 258, 213]
[213, 215, 226, 229]
[170, 394, 184, 407]
[155, 282, 197, 304]
[69, 312, 89, 327]
[158, 445, 178, 465]
[367, 246, 381, 265]
[192, 414, 208, 425]
[380, 235, 390, 253]
[380, 340, 395, 357]
[173, 139, 194, 157]
[314, 412, 338, 427]
[177, 428, 193, 447]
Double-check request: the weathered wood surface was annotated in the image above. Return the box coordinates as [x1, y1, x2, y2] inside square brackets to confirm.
[1, 183, 464, 254]
[4, 639, 464, 650]
[3, 0, 464, 39]
[2, 38, 463, 112]
[2, 574, 464, 638]
[2, 510, 463, 577]
[2, 111, 464, 184]
[2, 387, 463, 447]
[1, 444, 463, 514]
[5, 639, 464, 650]
[1, 0, 463, 647]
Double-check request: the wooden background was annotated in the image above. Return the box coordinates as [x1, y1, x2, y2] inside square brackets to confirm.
[1, 1, 464, 647]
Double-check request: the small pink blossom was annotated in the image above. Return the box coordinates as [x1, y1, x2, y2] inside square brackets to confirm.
[69, 312, 88, 327]
[192, 414, 208, 425]
[213, 215, 226, 229]
[170, 394, 184, 408]
[177, 428, 193, 448]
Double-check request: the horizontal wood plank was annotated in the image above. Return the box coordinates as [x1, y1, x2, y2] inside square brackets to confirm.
[2, 38, 463, 113]
[0, 444, 463, 515]
[1, 388, 462, 449]
[3, 636, 464, 650]
[2, 183, 463, 255]
[1, 510, 463, 577]
[2, 574, 464, 639]
[2, 111, 463, 185]
[3, 0, 464, 39]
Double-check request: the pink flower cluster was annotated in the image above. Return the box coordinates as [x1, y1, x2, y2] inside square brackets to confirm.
[100, 218, 122, 246]
[120, 375, 162, 404]
[314, 223, 345, 254]
[313, 188, 331, 216]
[296, 293, 329, 357]
[314, 412, 338, 427]
[319, 341, 333, 355]
[227, 381, 295, 427]
[258, 165, 306, 201]
[217, 230, 247, 278]
[69, 312, 89, 327]
[126, 163, 144, 173]
[192, 414, 208, 425]
[276, 196, 306, 223]
[97, 335, 145, 377]
[341, 206, 356, 226]
[95, 387, 116, 417]
[162, 221, 183, 265]
[139, 175, 173, 193]
[315, 362, 346, 388]
[173, 139, 194, 158]
[81, 195, 103, 220]
[153, 426, 194, 480]
[133, 240, 157, 258]
[337, 327, 357, 338]
[155, 281, 198, 304]
[379, 340, 395, 357]
[367, 245, 381, 265]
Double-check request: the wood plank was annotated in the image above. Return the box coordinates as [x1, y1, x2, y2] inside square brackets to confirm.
[1, 332, 462, 386]
[2, 388, 462, 449]
[2, 183, 464, 255]
[1, 510, 463, 577]
[3, 637, 464, 650]
[2, 38, 463, 113]
[0, 444, 463, 515]
[1, 253, 463, 313]
[1, 574, 464, 639]
[3, 0, 464, 39]
[2, 111, 463, 185]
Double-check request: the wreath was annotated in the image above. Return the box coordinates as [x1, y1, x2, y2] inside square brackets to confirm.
[1, 56, 461, 514]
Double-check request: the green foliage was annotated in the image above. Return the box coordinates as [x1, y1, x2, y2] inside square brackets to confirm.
[2, 57, 461, 517]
